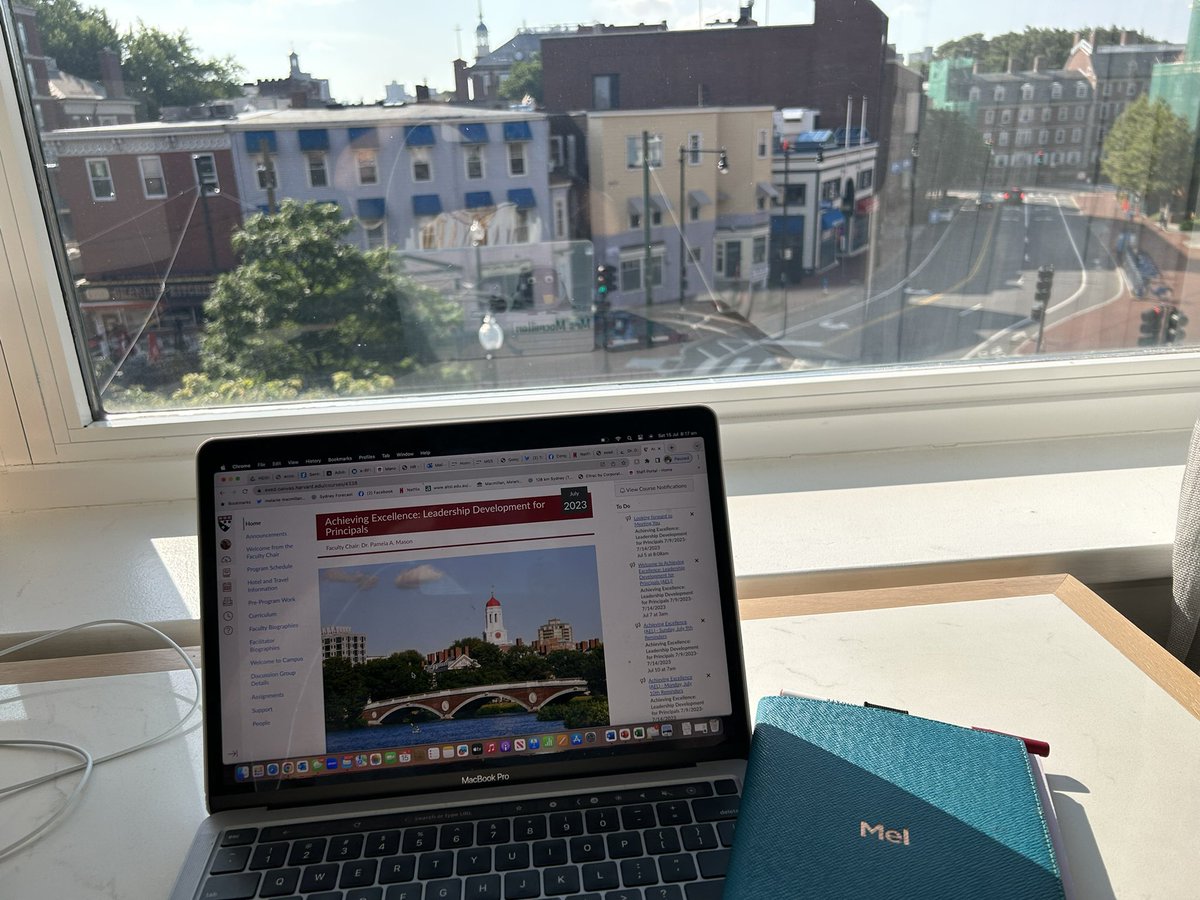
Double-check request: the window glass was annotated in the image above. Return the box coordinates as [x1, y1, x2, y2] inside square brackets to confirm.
[4, 0, 1197, 418]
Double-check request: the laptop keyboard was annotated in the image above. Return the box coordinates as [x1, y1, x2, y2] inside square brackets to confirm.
[198, 779, 741, 900]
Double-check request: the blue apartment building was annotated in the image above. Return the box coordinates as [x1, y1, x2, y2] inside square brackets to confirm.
[225, 106, 554, 256]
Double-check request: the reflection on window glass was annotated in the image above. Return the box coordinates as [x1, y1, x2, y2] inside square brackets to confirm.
[6, 0, 1199, 414]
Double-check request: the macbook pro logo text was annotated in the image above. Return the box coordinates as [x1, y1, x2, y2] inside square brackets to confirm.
[461, 772, 511, 785]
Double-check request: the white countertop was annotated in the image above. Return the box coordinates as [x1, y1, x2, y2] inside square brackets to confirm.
[3, 590, 1198, 899]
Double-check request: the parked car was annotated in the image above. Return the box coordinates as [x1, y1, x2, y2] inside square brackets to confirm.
[1002, 187, 1025, 204]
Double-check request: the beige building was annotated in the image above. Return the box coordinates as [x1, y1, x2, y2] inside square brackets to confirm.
[321, 625, 366, 665]
[587, 106, 775, 307]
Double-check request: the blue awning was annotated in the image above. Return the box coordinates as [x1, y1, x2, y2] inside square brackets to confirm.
[502, 121, 533, 142]
[297, 129, 329, 152]
[243, 131, 277, 153]
[412, 194, 442, 216]
[459, 123, 490, 143]
[405, 124, 435, 146]
[507, 188, 536, 209]
[820, 208, 845, 230]
[771, 214, 804, 236]
[465, 191, 494, 209]
[348, 127, 379, 148]
[357, 197, 386, 221]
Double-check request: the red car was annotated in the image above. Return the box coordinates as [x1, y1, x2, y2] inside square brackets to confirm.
[1002, 187, 1026, 204]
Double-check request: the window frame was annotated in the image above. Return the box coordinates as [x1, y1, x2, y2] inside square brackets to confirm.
[192, 152, 220, 191]
[507, 141, 527, 177]
[307, 151, 328, 188]
[136, 155, 166, 199]
[356, 149, 379, 185]
[1, 45, 1199, 508]
[465, 145, 485, 180]
[410, 148, 433, 183]
[85, 157, 115, 202]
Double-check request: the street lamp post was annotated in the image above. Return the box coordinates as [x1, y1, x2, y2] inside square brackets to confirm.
[779, 140, 792, 337]
[676, 143, 730, 306]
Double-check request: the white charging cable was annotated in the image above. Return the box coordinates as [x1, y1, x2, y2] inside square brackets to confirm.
[0, 619, 201, 861]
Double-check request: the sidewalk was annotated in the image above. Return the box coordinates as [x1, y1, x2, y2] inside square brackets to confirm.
[1018, 192, 1199, 354]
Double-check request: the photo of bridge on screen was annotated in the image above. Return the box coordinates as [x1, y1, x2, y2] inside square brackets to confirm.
[317, 546, 608, 754]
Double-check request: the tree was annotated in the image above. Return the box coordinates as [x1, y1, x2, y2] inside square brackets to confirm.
[1101, 96, 1194, 208]
[201, 200, 462, 386]
[498, 57, 542, 105]
[360, 651, 431, 701]
[122, 23, 242, 119]
[914, 109, 991, 201]
[28, 4, 242, 119]
[28, 0, 119, 84]
[322, 656, 369, 730]
[935, 26, 1162, 73]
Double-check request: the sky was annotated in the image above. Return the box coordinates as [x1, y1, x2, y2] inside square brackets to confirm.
[319, 545, 603, 658]
[92, 0, 1196, 104]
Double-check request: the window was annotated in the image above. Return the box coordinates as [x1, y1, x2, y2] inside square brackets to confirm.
[356, 150, 378, 185]
[86, 157, 114, 201]
[1051, 83, 1063, 100]
[752, 235, 767, 264]
[549, 136, 565, 169]
[137, 156, 166, 198]
[1076, 82, 1088, 98]
[593, 74, 619, 110]
[1075, 106, 1085, 121]
[620, 257, 641, 291]
[364, 222, 385, 250]
[1058, 106, 1069, 121]
[1021, 84, 1034, 101]
[994, 86, 1006, 102]
[465, 146, 484, 180]
[1054, 129, 1065, 144]
[508, 142, 527, 177]
[821, 179, 840, 201]
[857, 169, 873, 190]
[626, 134, 663, 169]
[757, 129, 768, 158]
[1015, 130, 1032, 147]
[1000, 109, 1012, 124]
[688, 133, 701, 165]
[3, 0, 1197, 498]
[307, 152, 328, 188]
[1041, 107, 1052, 122]
[1039, 129, 1050, 145]
[1018, 108, 1032, 123]
[629, 211, 641, 230]
[410, 149, 432, 183]
[993, 154, 1008, 167]
[1071, 127, 1083, 143]
[997, 132, 1009, 146]
[968, 86, 981, 102]
[983, 131, 993, 144]
[256, 157, 277, 191]
[193, 153, 219, 190]
[1103, 82, 1113, 97]
[784, 183, 805, 205]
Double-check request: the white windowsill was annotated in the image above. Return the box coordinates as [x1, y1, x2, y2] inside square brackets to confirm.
[0, 432, 1184, 643]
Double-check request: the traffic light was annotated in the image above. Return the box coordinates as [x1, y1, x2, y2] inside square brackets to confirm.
[1032, 264, 1053, 321]
[1036, 149, 1046, 166]
[717, 149, 729, 173]
[1139, 305, 1165, 346]
[1164, 306, 1189, 344]
[595, 265, 613, 300]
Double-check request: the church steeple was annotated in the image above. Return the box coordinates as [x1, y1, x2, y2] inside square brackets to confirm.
[475, 1, 490, 60]
[483, 590, 508, 645]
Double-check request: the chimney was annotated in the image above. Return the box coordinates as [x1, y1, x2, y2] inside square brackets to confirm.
[98, 47, 125, 100]
[1006, 55, 1014, 74]
[415, 84, 431, 103]
[1120, 31, 1128, 46]
[737, 2, 757, 26]
[1032, 56, 1043, 73]
[1089, 30, 1096, 48]
[453, 58, 470, 103]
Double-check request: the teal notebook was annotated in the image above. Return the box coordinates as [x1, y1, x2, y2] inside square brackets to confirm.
[725, 696, 1064, 899]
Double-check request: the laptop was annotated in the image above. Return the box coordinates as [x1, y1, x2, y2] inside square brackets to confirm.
[172, 405, 751, 900]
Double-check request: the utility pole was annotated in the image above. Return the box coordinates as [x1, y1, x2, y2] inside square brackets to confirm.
[643, 130, 654, 346]
[678, 144, 687, 306]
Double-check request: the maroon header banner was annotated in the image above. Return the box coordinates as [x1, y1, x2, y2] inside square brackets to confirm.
[315, 493, 592, 540]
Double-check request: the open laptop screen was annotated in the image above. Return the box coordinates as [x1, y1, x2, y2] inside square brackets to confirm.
[197, 406, 749, 809]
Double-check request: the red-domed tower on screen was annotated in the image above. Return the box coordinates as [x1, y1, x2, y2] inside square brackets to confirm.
[483, 591, 509, 646]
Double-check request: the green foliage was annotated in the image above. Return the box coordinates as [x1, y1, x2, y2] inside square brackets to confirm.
[914, 109, 992, 200]
[935, 26, 1161, 72]
[498, 56, 543, 104]
[360, 651, 432, 702]
[474, 702, 524, 716]
[537, 697, 609, 729]
[28, 0, 119, 83]
[28, 3, 242, 118]
[1101, 96, 1194, 206]
[322, 656, 370, 730]
[201, 200, 462, 386]
[121, 23, 243, 118]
